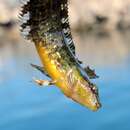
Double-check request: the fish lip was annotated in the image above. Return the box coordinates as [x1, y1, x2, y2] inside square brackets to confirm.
[91, 103, 101, 111]
[96, 102, 102, 109]
[94, 94, 102, 110]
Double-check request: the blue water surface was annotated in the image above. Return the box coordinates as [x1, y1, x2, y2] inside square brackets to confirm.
[0, 33, 130, 130]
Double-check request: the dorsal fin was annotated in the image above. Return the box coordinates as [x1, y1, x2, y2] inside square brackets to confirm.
[59, 0, 76, 55]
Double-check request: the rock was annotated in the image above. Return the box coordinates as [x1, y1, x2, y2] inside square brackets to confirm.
[69, 0, 130, 31]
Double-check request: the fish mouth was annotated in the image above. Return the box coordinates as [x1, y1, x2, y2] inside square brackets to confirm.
[86, 101, 101, 111]
[85, 93, 102, 111]
[91, 95, 102, 111]
[72, 93, 102, 112]
[92, 102, 102, 111]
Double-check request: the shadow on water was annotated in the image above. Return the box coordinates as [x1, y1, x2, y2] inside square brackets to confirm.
[0, 26, 130, 130]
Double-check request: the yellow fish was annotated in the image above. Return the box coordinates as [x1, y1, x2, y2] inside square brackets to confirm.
[20, 0, 101, 111]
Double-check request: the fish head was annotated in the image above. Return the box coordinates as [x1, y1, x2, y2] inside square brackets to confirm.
[85, 83, 101, 111]
[72, 80, 101, 111]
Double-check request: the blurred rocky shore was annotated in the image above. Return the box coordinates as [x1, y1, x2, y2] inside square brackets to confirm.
[1, 0, 130, 36]
[0, 0, 130, 67]
[69, 0, 130, 33]
[0, 0, 20, 42]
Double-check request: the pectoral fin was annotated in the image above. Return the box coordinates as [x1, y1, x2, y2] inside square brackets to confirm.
[84, 66, 99, 79]
[33, 77, 56, 87]
[31, 63, 50, 78]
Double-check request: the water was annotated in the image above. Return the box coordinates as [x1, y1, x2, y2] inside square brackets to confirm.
[0, 30, 130, 130]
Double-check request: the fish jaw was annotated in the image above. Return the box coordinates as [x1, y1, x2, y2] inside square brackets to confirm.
[71, 92, 101, 111]
[70, 80, 101, 111]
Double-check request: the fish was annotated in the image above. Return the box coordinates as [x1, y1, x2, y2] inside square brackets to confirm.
[20, 0, 101, 111]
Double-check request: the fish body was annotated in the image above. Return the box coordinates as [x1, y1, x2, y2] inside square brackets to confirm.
[20, 0, 101, 111]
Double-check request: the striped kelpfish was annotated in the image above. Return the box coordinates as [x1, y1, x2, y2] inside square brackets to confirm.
[20, 0, 101, 111]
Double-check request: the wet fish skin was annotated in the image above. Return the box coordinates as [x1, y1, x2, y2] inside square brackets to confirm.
[20, 0, 101, 111]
